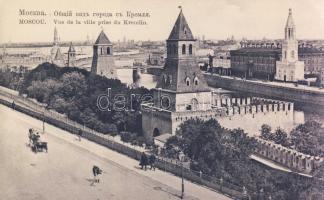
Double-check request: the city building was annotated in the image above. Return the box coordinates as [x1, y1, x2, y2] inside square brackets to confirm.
[210, 53, 231, 75]
[230, 9, 324, 82]
[298, 44, 324, 74]
[91, 30, 117, 79]
[275, 9, 304, 82]
[230, 44, 280, 80]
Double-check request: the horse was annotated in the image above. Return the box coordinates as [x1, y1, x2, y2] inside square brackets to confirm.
[35, 142, 48, 153]
[92, 165, 102, 183]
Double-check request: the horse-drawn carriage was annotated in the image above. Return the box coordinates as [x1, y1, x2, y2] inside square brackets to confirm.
[28, 128, 48, 153]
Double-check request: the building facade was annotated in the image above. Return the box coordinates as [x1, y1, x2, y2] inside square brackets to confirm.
[230, 10, 324, 82]
[231, 46, 279, 80]
[141, 9, 215, 142]
[275, 9, 304, 82]
[210, 53, 232, 75]
[91, 30, 117, 79]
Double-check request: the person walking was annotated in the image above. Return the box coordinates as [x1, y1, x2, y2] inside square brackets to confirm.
[12, 101, 15, 110]
[140, 152, 148, 170]
[92, 165, 102, 183]
[77, 129, 82, 141]
[149, 154, 156, 171]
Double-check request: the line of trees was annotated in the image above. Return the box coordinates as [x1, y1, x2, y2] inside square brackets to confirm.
[19, 62, 152, 145]
[260, 121, 324, 157]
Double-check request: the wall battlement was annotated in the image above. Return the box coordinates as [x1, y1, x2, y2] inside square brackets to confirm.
[214, 97, 294, 117]
[254, 137, 323, 175]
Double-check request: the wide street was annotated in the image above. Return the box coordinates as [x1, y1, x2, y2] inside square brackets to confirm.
[0, 104, 231, 200]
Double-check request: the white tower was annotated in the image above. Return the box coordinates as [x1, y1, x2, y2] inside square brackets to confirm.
[276, 9, 304, 82]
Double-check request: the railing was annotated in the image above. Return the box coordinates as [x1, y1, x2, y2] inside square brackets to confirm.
[0, 86, 264, 199]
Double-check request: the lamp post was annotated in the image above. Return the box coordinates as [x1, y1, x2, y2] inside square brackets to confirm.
[40, 103, 47, 134]
[178, 151, 185, 199]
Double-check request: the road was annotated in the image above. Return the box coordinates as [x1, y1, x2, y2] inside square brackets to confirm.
[0, 104, 231, 200]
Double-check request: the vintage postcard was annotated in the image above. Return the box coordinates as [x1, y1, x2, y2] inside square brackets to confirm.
[0, 0, 323, 199]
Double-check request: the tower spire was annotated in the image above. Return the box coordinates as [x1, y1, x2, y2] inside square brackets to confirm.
[54, 26, 59, 46]
[168, 8, 195, 41]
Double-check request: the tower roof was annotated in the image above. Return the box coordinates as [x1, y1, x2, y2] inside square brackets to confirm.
[285, 8, 295, 27]
[54, 48, 63, 61]
[168, 9, 195, 41]
[68, 42, 76, 52]
[94, 30, 112, 45]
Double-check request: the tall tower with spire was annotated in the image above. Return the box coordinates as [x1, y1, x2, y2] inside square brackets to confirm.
[155, 7, 211, 111]
[53, 26, 59, 46]
[275, 9, 304, 82]
[67, 42, 76, 67]
[141, 8, 215, 142]
[91, 30, 117, 79]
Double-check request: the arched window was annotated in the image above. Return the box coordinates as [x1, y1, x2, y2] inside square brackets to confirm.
[173, 44, 177, 54]
[194, 76, 199, 85]
[185, 77, 190, 86]
[182, 44, 186, 54]
[191, 98, 198, 111]
[168, 75, 172, 85]
[189, 44, 193, 55]
[107, 47, 111, 55]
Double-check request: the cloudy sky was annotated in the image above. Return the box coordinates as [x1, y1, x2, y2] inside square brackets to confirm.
[0, 0, 323, 43]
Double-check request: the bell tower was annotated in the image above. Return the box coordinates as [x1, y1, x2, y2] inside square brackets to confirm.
[282, 8, 298, 63]
[275, 8, 304, 82]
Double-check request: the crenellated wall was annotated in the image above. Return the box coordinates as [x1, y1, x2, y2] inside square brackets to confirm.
[216, 97, 294, 116]
[254, 137, 323, 174]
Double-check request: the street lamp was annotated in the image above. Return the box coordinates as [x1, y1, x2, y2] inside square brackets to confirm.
[40, 103, 47, 134]
[178, 151, 185, 199]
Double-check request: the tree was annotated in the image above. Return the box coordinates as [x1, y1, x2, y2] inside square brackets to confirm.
[260, 124, 272, 140]
[273, 128, 288, 146]
[290, 121, 323, 156]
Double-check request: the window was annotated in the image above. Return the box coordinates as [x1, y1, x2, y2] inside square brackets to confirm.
[284, 51, 287, 59]
[100, 48, 103, 55]
[167, 44, 171, 54]
[107, 47, 111, 55]
[194, 76, 199, 85]
[182, 44, 186, 54]
[185, 77, 190, 86]
[291, 50, 294, 58]
[189, 44, 193, 55]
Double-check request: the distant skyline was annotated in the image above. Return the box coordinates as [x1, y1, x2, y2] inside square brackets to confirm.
[0, 0, 324, 43]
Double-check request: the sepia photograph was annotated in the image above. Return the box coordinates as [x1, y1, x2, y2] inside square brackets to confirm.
[0, 0, 324, 199]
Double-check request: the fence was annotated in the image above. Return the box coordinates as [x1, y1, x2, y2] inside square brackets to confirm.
[0, 87, 258, 199]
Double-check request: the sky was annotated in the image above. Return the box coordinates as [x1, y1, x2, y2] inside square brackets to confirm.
[0, 0, 324, 43]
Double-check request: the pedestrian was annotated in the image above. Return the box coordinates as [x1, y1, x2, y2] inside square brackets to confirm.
[140, 152, 148, 170]
[12, 101, 15, 110]
[78, 129, 82, 141]
[92, 165, 102, 183]
[149, 154, 156, 171]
